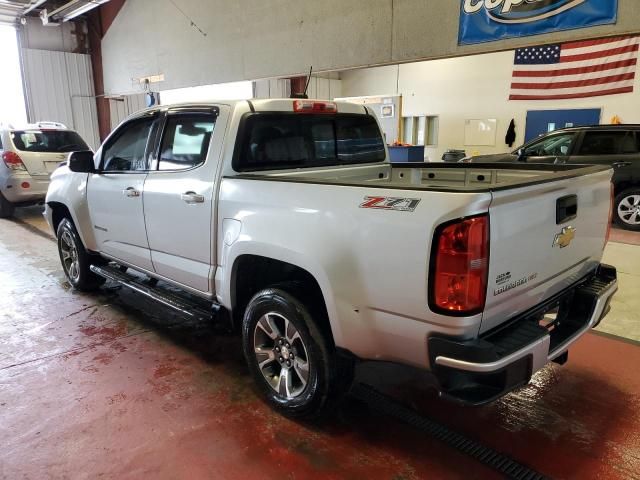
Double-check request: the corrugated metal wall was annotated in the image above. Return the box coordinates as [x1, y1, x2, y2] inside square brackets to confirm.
[21, 48, 100, 150]
[108, 93, 148, 132]
[253, 77, 342, 100]
[253, 79, 291, 99]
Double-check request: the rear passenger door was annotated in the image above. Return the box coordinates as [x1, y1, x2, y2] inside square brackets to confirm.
[568, 130, 638, 185]
[142, 106, 226, 295]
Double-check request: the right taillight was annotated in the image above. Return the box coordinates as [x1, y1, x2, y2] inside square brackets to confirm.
[605, 182, 613, 247]
[2, 151, 26, 171]
[430, 215, 489, 316]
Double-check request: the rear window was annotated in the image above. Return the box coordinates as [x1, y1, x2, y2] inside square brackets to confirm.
[11, 130, 89, 153]
[234, 113, 386, 171]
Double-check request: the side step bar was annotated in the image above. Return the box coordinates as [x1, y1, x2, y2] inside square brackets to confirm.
[90, 264, 217, 321]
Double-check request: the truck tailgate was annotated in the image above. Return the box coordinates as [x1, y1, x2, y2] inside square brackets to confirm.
[480, 168, 612, 334]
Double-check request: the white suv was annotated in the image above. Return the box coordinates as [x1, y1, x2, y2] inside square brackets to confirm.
[0, 122, 90, 218]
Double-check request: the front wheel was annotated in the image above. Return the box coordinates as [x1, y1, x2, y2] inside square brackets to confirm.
[242, 287, 353, 419]
[614, 188, 640, 231]
[57, 218, 105, 291]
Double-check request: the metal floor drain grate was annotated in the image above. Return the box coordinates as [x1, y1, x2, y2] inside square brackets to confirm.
[351, 383, 548, 480]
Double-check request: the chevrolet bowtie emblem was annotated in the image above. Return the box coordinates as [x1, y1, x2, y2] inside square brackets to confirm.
[553, 226, 576, 248]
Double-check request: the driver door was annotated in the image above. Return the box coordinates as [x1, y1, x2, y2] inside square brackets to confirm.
[519, 131, 577, 164]
[86, 112, 159, 271]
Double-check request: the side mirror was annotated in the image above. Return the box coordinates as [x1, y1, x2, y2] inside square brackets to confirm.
[68, 151, 95, 173]
[516, 148, 527, 162]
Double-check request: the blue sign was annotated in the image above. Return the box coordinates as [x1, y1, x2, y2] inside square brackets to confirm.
[459, 0, 618, 45]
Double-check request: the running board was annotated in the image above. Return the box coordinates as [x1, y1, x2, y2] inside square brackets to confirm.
[90, 264, 217, 321]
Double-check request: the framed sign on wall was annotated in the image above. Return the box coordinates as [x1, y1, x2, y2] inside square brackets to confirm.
[459, 0, 619, 45]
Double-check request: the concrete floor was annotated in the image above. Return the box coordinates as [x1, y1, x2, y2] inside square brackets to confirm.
[1, 207, 639, 479]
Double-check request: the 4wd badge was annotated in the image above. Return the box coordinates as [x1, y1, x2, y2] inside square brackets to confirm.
[553, 226, 576, 248]
[359, 196, 421, 212]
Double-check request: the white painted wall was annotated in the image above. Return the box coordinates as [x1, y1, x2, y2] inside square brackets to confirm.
[161, 81, 254, 104]
[342, 51, 640, 161]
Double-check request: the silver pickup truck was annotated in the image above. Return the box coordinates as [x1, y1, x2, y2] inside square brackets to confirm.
[45, 99, 617, 418]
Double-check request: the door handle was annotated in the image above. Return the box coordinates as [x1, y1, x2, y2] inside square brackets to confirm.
[613, 161, 632, 168]
[122, 187, 141, 198]
[181, 191, 205, 204]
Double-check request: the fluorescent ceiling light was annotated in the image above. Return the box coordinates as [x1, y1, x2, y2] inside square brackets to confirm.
[48, 0, 109, 22]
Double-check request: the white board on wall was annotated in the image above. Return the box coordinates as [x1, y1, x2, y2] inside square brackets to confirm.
[464, 119, 497, 146]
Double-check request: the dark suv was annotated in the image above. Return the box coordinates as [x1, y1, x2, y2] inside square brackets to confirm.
[467, 125, 640, 230]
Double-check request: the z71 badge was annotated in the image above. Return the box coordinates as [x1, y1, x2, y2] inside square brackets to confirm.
[359, 196, 421, 212]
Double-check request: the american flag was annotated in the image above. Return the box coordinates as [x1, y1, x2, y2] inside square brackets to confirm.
[509, 36, 639, 101]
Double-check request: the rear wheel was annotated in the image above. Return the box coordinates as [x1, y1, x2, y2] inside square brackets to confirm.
[242, 286, 353, 419]
[57, 218, 105, 291]
[614, 188, 640, 231]
[0, 192, 15, 218]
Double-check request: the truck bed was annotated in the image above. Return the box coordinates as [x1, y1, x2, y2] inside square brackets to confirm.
[231, 162, 611, 192]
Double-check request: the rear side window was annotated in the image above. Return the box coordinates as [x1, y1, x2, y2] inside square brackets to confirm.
[578, 131, 639, 155]
[158, 114, 216, 171]
[234, 113, 386, 171]
[11, 130, 89, 153]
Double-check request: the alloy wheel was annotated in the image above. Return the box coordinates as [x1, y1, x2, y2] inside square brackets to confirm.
[60, 230, 80, 282]
[253, 312, 311, 399]
[618, 194, 640, 226]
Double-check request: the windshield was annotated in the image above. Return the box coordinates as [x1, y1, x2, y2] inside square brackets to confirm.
[11, 130, 90, 153]
[234, 113, 386, 171]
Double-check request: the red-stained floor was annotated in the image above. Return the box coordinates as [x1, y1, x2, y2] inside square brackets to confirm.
[610, 226, 640, 246]
[1, 216, 639, 479]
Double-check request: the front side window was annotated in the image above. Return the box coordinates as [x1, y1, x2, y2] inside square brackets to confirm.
[158, 115, 216, 171]
[578, 131, 638, 155]
[11, 130, 89, 153]
[235, 113, 386, 171]
[522, 132, 576, 157]
[102, 118, 155, 172]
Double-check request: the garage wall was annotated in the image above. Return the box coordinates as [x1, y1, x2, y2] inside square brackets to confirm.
[253, 77, 342, 100]
[341, 52, 640, 161]
[19, 17, 82, 53]
[254, 79, 292, 99]
[21, 49, 100, 150]
[101, 0, 640, 95]
[108, 93, 148, 131]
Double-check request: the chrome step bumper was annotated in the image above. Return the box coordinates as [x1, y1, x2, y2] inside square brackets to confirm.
[427, 263, 618, 405]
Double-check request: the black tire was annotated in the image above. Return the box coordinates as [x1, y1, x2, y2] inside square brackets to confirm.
[242, 286, 353, 419]
[56, 218, 105, 291]
[0, 191, 15, 219]
[614, 188, 640, 231]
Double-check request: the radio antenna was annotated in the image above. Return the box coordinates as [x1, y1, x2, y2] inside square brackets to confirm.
[303, 66, 313, 97]
[291, 66, 313, 99]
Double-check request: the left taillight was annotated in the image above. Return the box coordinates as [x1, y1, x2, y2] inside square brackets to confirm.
[430, 215, 489, 316]
[2, 151, 26, 171]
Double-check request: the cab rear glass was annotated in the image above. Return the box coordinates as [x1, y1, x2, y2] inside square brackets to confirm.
[234, 113, 386, 171]
[11, 130, 89, 153]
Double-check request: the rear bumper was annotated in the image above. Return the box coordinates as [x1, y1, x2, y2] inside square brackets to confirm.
[428, 264, 617, 405]
[1, 173, 49, 204]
